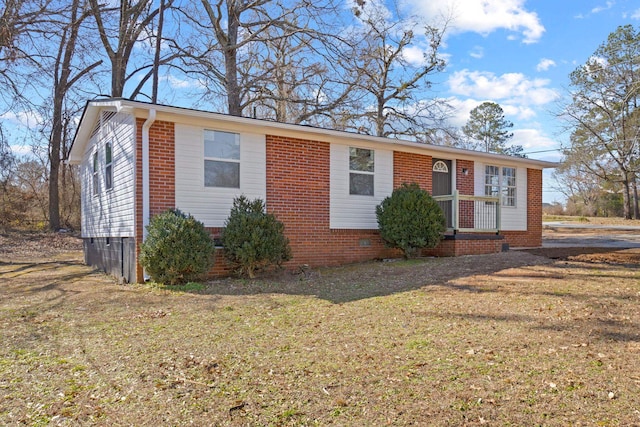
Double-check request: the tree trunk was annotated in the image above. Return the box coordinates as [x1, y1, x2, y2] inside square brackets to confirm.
[225, 4, 241, 116]
[48, 96, 63, 231]
[632, 176, 639, 219]
[151, 0, 164, 103]
[621, 178, 631, 219]
[376, 96, 385, 136]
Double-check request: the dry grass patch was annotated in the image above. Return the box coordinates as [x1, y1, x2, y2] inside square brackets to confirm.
[1, 234, 639, 425]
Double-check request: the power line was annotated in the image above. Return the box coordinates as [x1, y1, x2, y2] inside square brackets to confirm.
[521, 148, 563, 154]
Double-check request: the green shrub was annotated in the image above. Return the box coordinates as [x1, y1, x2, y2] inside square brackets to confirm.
[221, 196, 291, 278]
[139, 209, 215, 285]
[376, 183, 446, 258]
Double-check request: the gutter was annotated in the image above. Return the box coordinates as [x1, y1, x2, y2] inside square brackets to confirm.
[141, 109, 156, 240]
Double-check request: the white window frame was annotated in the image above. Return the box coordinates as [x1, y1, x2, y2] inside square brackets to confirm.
[204, 129, 240, 188]
[501, 167, 516, 207]
[92, 151, 99, 196]
[485, 165, 516, 207]
[349, 147, 375, 196]
[105, 141, 113, 191]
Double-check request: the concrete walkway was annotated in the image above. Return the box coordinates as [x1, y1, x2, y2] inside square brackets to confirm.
[542, 222, 640, 248]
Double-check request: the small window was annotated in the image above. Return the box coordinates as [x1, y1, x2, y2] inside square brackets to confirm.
[204, 130, 240, 188]
[484, 165, 500, 199]
[433, 160, 449, 173]
[349, 147, 374, 196]
[105, 141, 113, 190]
[92, 151, 99, 196]
[502, 167, 516, 207]
[485, 165, 516, 207]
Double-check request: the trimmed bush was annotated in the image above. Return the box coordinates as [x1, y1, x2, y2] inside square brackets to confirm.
[376, 183, 446, 258]
[139, 209, 215, 285]
[221, 196, 291, 278]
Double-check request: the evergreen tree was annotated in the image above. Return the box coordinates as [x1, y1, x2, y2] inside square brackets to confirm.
[462, 102, 524, 156]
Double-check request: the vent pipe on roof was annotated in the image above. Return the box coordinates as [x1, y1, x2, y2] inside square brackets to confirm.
[142, 109, 156, 241]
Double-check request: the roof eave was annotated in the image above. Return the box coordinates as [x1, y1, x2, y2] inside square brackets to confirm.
[69, 98, 559, 169]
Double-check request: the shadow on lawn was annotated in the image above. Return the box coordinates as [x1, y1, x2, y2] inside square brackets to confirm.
[205, 251, 555, 304]
[204, 246, 639, 304]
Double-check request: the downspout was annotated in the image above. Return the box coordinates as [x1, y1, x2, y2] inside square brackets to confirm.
[142, 109, 156, 241]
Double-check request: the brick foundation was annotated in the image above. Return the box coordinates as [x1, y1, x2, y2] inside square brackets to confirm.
[422, 234, 505, 257]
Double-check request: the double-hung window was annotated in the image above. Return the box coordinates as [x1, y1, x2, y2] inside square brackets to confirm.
[501, 167, 516, 207]
[204, 130, 240, 188]
[485, 165, 516, 207]
[349, 147, 374, 196]
[105, 141, 113, 190]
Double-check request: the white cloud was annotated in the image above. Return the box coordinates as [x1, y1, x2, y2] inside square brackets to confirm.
[631, 8, 640, 19]
[469, 46, 484, 59]
[0, 110, 42, 128]
[402, 45, 428, 66]
[536, 58, 556, 72]
[512, 128, 558, 153]
[447, 96, 535, 123]
[9, 144, 32, 157]
[164, 75, 197, 89]
[405, 0, 545, 44]
[447, 69, 559, 107]
[591, 1, 615, 14]
[444, 97, 484, 127]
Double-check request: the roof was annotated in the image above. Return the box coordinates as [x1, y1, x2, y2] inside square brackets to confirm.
[69, 98, 558, 169]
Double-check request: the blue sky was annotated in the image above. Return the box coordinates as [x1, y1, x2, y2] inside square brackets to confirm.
[405, 0, 639, 203]
[3, 0, 637, 204]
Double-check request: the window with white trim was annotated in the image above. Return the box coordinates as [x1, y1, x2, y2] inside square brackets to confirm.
[105, 141, 113, 190]
[92, 151, 99, 196]
[349, 147, 374, 196]
[485, 165, 516, 207]
[204, 130, 240, 188]
[432, 160, 449, 173]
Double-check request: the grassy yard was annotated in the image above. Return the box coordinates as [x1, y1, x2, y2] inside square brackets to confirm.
[1, 234, 639, 425]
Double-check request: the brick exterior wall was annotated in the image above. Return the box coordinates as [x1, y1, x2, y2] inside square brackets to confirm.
[134, 119, 176, 283]
[423, 236, 504, 257]
[501, 168, 543, 248]
[456, 160, 475, 195]
[129, 122, 543, 281]
[265, 135, 398, 268]
[393, 151, 432, 191]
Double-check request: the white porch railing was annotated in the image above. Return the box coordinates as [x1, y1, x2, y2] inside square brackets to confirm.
[433, 190, 501, 233]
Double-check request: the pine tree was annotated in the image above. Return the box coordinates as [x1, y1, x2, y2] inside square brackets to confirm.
[462, 102, 524, 156]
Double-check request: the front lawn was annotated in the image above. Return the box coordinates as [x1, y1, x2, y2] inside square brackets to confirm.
[1, 235, 639, 425]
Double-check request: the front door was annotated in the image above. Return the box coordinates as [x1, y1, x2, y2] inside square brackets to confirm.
[432, 159, 453, 228]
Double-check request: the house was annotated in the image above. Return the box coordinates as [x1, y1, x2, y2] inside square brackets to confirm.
[69, 98, 557, 283]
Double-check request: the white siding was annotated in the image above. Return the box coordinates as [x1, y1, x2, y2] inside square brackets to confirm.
[174, 124, 266, 227]
[330, 144, 393, 229]
[81, 111, 136, 238]
[474, 162, 527, 231]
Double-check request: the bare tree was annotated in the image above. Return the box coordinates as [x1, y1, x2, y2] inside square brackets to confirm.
[0, 0, 63, 108]
[342, 3, 448, 139]
[180, 0, 345, 117]
[244, 21, 359, 125]
[88, 0, 169, 98]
